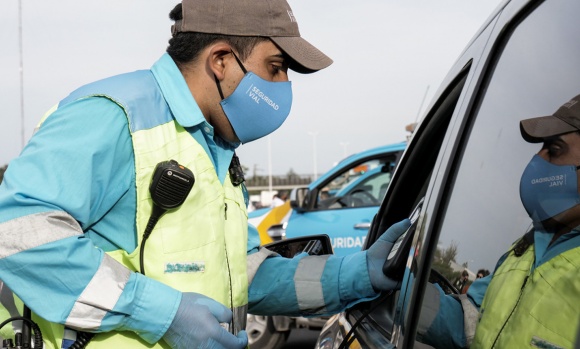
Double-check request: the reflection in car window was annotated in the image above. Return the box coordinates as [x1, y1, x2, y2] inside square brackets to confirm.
[418, 1, 580, 343]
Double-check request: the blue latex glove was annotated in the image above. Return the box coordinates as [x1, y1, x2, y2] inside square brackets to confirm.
[162, 292, 248, 349]
[366, 218, 412, 291]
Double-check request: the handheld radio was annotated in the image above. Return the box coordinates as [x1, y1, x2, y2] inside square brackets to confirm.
[149, 160, 195, 210]
[140, 160, 194, 275]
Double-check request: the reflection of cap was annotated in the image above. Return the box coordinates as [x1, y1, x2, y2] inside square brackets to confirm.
[520, 94, 580, 143]
[173, 0, 333, 74]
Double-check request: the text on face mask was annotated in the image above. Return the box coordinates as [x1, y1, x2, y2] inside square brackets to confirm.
[530, 174, 565, 186]
[247, 85, 280, 110]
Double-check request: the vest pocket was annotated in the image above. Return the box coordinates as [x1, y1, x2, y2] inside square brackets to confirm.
[159, 201, 220, 253]
[152, 188, 224, 253]
[160, 226, 217, 253]
[528, 272, 579, 347]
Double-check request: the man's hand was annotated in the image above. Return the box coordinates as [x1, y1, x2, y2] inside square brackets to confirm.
[366, 218, 412, 291]
[163, 292, 248, 349]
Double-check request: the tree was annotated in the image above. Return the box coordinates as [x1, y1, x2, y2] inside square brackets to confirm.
[432, 242, 462, 283]
[286, 168, 299, 180]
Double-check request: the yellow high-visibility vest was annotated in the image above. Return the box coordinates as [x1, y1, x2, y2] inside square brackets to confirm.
[472, 240, 580, 349]
[0, 71, 248, 348]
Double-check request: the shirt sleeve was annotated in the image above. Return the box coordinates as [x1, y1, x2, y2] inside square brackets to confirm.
[0, 97, 180, 344]
[248, 250, 378, 316]
[418, 275, 491, 349]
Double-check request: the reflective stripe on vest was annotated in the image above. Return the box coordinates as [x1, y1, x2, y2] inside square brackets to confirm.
[472, 243, 580, 349]
[0, 70, 249, 349]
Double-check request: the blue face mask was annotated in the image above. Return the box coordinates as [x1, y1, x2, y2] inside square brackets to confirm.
[519, 154, 580, 222]
[216, 52, 292, 144]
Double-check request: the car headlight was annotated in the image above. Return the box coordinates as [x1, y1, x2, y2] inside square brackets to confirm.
[266, 222, 287, 241]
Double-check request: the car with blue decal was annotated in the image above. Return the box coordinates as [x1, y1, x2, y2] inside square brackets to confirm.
[274, 141, 406, 256]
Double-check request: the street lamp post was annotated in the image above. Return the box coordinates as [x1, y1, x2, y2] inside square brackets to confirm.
[18, 0, 25, 150]
[308, 131, 318, 180]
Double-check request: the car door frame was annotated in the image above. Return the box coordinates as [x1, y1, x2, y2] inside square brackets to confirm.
[375, 1, 547, 348]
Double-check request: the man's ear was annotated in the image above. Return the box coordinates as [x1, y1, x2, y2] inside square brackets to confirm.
[207, 43, 232, 81]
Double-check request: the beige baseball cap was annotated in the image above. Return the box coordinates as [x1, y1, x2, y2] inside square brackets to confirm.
[520, 94, 580, 143]
[172, 0, 333, 74]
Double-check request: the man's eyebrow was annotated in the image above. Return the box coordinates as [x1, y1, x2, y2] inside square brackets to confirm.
[271, 53, 286, 60]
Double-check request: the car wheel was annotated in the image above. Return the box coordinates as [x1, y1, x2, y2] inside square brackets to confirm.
[246, 315, 289, 349]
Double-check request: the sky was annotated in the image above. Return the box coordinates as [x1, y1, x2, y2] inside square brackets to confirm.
[0, 0, 504, 176]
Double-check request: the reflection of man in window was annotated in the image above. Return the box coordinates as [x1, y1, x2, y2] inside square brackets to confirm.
[418, 94, 580, 349]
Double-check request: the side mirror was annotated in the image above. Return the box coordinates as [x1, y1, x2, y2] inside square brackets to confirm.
[263, 234, 334, 258]
[289, 187, 310, 212]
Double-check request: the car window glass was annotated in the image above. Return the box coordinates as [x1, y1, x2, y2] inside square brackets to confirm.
[317, 158, 395, 210]
[432, 0, 580, 293]
[418, 0, 580, 346]
[346, 171, 391, 201]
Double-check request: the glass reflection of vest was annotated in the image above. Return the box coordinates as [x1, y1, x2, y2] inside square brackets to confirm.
[473, 241, 580, 349]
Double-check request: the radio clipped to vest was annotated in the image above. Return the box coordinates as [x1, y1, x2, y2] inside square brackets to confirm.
[228, 153, 245, 186]
[140, 159, 195, 275]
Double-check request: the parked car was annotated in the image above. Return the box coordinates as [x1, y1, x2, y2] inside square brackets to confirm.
[315, 0, 580, 348]
[252, 142, 407, 254]
[285, 142, 406, 256]
[246, 142, 406, 348]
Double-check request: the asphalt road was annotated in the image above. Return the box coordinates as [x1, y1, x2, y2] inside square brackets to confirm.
[281, 328, 320, 349]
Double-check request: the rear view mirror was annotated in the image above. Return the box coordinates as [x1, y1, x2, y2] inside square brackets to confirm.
[263, 234, 333, 258]
[289, 187, 310, 212]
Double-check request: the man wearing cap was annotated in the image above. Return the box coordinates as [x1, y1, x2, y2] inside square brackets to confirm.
[415, 94, 580, 349]
[0, 1, 411, 348]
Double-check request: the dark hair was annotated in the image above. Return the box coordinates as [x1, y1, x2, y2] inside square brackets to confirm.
[167, 4, 268, 67]
[476, 269, 490, 278]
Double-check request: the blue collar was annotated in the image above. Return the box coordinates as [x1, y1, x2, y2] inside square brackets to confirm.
[533, 227, 580, 269]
